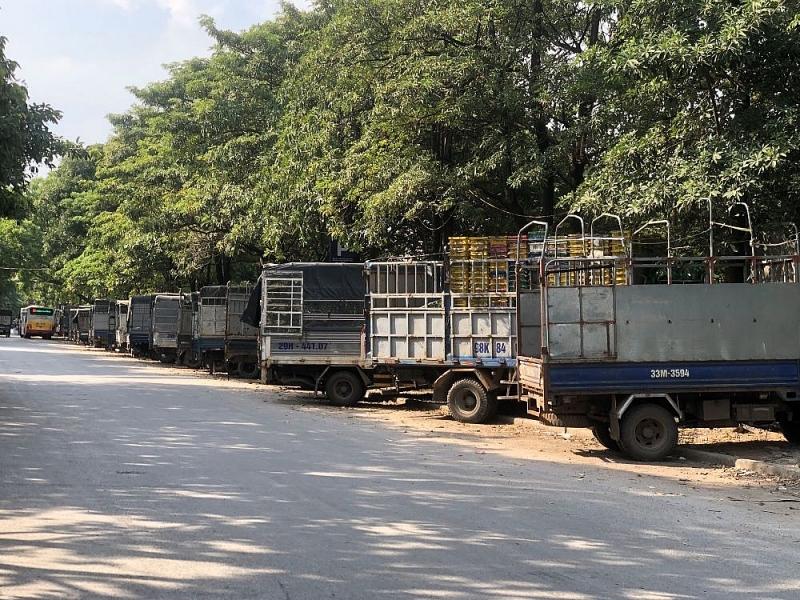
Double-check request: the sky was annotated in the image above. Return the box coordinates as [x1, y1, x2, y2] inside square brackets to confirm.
[1, 0, 310, 146]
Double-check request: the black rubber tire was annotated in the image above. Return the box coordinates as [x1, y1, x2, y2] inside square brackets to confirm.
[325, 371, 365, 407]
[778, 416, 800, 444]
[237, 362, 259, 379]
[591, 422, 621, 451]
[184, 353, 202, 368]
[447, 378, 496, 424]
[619, 403, 678, 462]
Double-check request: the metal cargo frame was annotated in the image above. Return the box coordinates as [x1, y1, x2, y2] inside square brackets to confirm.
[91, 299, 112, 348]
[367, 261, 447, 365]
[127, 295, 153, 353]
[260, 265, 365, 369]
[517, 254, 800, 413]
[225, 284, 259, 366]
[152, 294, 181, 356]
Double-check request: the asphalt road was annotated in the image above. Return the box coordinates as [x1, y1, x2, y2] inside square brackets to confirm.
[1, 335, 799, 599]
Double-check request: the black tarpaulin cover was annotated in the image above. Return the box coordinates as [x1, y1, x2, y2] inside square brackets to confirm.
[240, 263, 364, 327]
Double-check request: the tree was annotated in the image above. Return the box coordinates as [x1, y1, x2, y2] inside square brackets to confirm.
[0, 36, 62, 217]
[570, 0, 800, 252]
[270, 0, 614, 257]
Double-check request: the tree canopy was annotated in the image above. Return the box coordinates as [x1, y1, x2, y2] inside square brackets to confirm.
[14, 0, 800, 304]
[0, 36, 62, 217]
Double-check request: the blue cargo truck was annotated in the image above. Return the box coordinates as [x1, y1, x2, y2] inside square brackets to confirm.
[516, 252, 800, 461]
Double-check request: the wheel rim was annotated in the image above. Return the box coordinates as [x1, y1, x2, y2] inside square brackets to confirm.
[333, 380, 353, 400]
[455, 390, 478, 414]
[634, 417, 665, 449]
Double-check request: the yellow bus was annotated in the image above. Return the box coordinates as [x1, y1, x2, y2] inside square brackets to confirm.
[19, 305, 57, 339]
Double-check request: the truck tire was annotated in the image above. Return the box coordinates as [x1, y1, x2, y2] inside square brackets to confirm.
[237, 362, 259, 379]
[184, 353, 202, 368]
[447, 378, 496, 424]
[590, 422, 620, 451]
[778, 415, 800, 444]
[325, 371, 364, 407]
[619, 403, 678, 462]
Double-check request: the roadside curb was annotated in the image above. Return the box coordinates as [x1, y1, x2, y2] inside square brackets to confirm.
[498, 415, 800, 481]
[676, 447, 800, 481]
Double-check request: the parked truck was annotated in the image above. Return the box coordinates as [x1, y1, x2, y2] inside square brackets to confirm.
[225, 284, 259, 377]
[90, 299, 112, 348]
[249, 262, 367, 403]
[152, 294, 181, 362]
[197, 286, 227, 371]
[114, 300, 129, 351]
[127, 295, 153, 356]
[247, 255, 522, 415]
[74, 305, 92, 344]
[177, 292, 200, 367]
[365, 255, 519, 422]
[516, 254, 800, 460]
[514, 214, 800, 461]
[0, 308, 11, 337]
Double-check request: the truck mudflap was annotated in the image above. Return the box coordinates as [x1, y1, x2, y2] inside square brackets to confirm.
[518, 357, 544, 396]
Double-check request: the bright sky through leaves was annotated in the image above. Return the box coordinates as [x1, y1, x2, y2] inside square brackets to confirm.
[1, 0, 309, 145]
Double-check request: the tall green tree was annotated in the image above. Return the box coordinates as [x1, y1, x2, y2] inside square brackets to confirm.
[269, 0, 614, 257]
[0, 36, 62, 217]
[571, 0, 800, 252]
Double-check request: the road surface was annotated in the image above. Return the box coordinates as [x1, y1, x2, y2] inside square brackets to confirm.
[1, 336, 799, 599]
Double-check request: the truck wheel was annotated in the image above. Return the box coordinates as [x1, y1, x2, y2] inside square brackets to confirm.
[778, 415, 800, 444]
[619, 403, 678, 462]
[447, 378, 496, 424]
[238, 362, 259, 379]
[325, 371, 364, 407]
[590, 422, 620, 451]
[184, 353, 202, 368]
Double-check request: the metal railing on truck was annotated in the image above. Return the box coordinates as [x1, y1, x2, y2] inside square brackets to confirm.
[255, 263, 367, 406]
[515, 212, 800, 461]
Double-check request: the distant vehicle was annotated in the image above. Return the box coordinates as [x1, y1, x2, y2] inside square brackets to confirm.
[152, 294, 181, 362]
[114, 300, 129, 351]
[0, 309, 11, 337]
[127, 295, 154, 356]
[90, 299, 113, 348]
[19, 305, 56, 339]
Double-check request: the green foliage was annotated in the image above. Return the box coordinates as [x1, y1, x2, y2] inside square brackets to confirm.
[15, 1, 800, 305]
[570, 0, 800, 251]
[271, 0, 613, 256]
[0, 36, 63, 218]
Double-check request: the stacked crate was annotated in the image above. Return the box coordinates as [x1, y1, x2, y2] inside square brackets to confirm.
[449, 237, 471, 300]
[589, 231, 627, 285]
[547, 230, 628, 286]
[448, 235, 535, 306]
